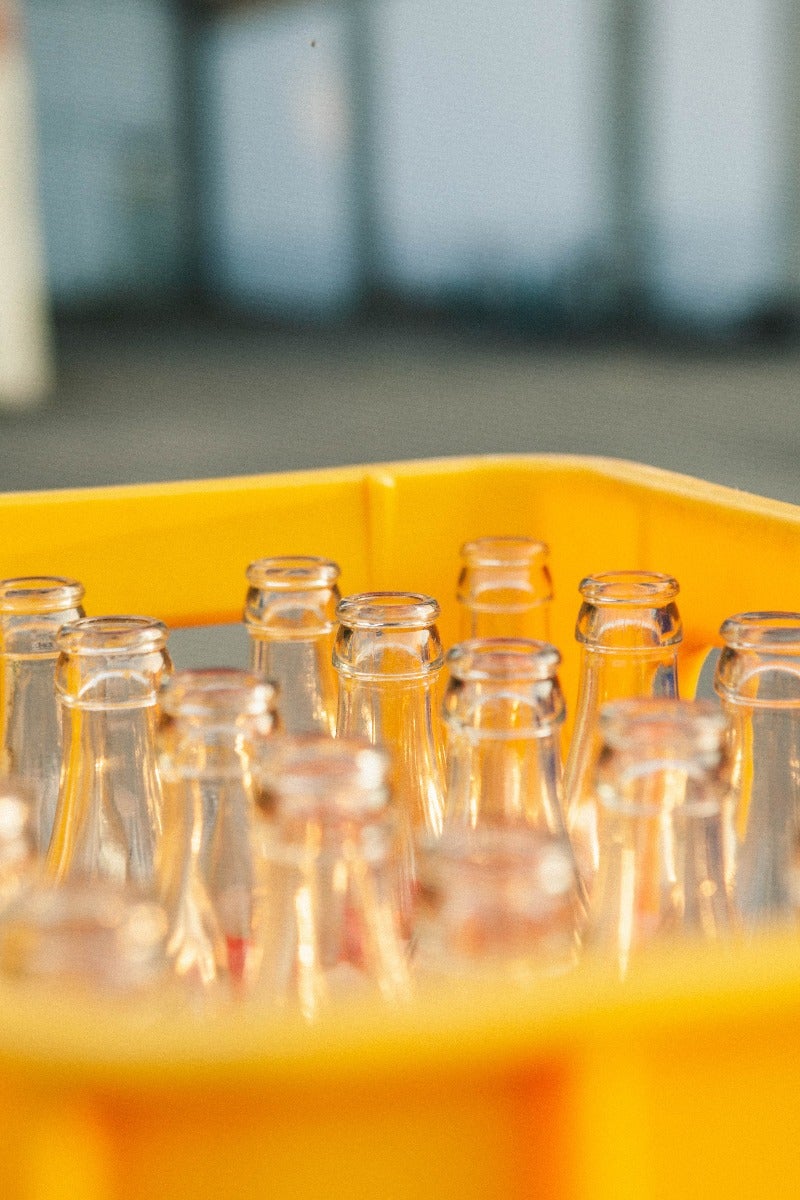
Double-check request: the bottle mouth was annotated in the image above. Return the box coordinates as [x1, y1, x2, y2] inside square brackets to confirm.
[0, 881, 168, 992]
[600, 698, 725, 755]
[0, 576, 85, 614]
[719, 612, 800, 652]
[336, 592, 440, 630]
[160, 667, 277, 720]
[416, 828, 576, 906]
[460, 537, 549, 567]
[57, 616, 169, 656]
[579, 571, 679, 605]
[256, 734, 390, 816]
[246, 556, 340, 591]
[447, 637, 560, 682]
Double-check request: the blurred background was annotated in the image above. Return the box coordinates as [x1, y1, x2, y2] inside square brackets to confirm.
[2, 0, 800, 501]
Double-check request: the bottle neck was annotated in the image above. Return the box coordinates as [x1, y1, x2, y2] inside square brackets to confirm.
[0, 654, 63, 853]
[250, 635, 337, 735]
[458, 599, 551, 643]
[444, 720, 565, 836]
[0, 606, 84, 659]
[721, 701, 800, 923]
[158, 731, 259, 994]
[336, 672, 445, 835]
[255, 810, 410, 1018]
[48, 705, 162, 886]
[566, 644, 681, 778]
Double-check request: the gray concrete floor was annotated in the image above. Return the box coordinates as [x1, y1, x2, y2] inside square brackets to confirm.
[1, 316, 799, 504]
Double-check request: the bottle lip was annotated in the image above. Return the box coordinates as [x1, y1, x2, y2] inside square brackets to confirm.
[417, 827, 575, 894]
[447, 637, 560, 681]
[336, 591, 440, 630]
[0, 880, 169, 990]
[579, 571, 679, 605]
[159, 667, 277, 720]
[599, 698, 725, 752]
[459, 536, 549, 567]
[246, 556, 340, 591]
[0, 576, 85, 614]
[56, 615, 169, 655]
[719, 611, 800, 651]
[256, 734, 389, 813]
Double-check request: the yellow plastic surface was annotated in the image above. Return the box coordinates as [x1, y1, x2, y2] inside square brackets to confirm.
[1, 453, 800, 1199]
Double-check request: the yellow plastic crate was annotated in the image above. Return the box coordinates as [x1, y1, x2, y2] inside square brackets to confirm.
[1, 453, 800, 1200]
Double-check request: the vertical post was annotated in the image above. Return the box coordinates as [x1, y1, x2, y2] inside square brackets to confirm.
[0, 0, 53, 408]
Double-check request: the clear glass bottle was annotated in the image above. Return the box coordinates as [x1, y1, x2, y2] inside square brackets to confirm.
[334, 592, 446, 838]
[413, 827, 578, 984]
[244, 556, 340, 735]
[564, 571, 682, 893]
[47, 616, 171, 887]
[250, 734, 411, 1019]
[714, 612, 800, 928]
[156, 667, 279, 994]
[587, 698, 731, 978]
[457, 537, 553, 642]
[0, 576, 85, 853]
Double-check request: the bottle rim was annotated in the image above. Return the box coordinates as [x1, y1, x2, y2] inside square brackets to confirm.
[56, 615, 169, 655]
[159, 667, 277, 720]
[719, 611, 800, 651]
[256, 734, 389, 813]
[246, 556, 340, 591]
[447, 637, 560, 681]
[579, 570, 679, 605]
[459, 536, 549, 567]
[336, 591, 440, 630]
[416, 827, 575, 895]
[0, 576, 85, 614]
[599, 698, 725, 752]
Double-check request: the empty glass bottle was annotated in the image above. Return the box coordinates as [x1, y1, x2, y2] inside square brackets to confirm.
[413, 827, 578, 983]
[0, 576, 85, 853]
[587, 699, 731, 978]
[47, 616, 171, 887]
[156, 668, 278, 995]
[251, 735, 411, 1019]
[334, 592, 446, 838]
[457, 537, 553, 642]
[714, 612, 800, 928]
[564, 571, 682, 893]
[244, 556, 340, 735]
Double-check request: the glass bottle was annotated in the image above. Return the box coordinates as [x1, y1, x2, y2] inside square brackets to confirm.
[564, 571, 682, 893]
[413, 827, 578, 984]
[47, 616, 171, 887]
[250, 734, 411, 1019]
[334, 592, 446, 838]
[0, 576, 85, 853]
[587, 698, 731, 978]
[457, 536, 553, 642]
[244, 556, 340, 735]
[714, 612, 800, 928]
[156, 667, 279, 994]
